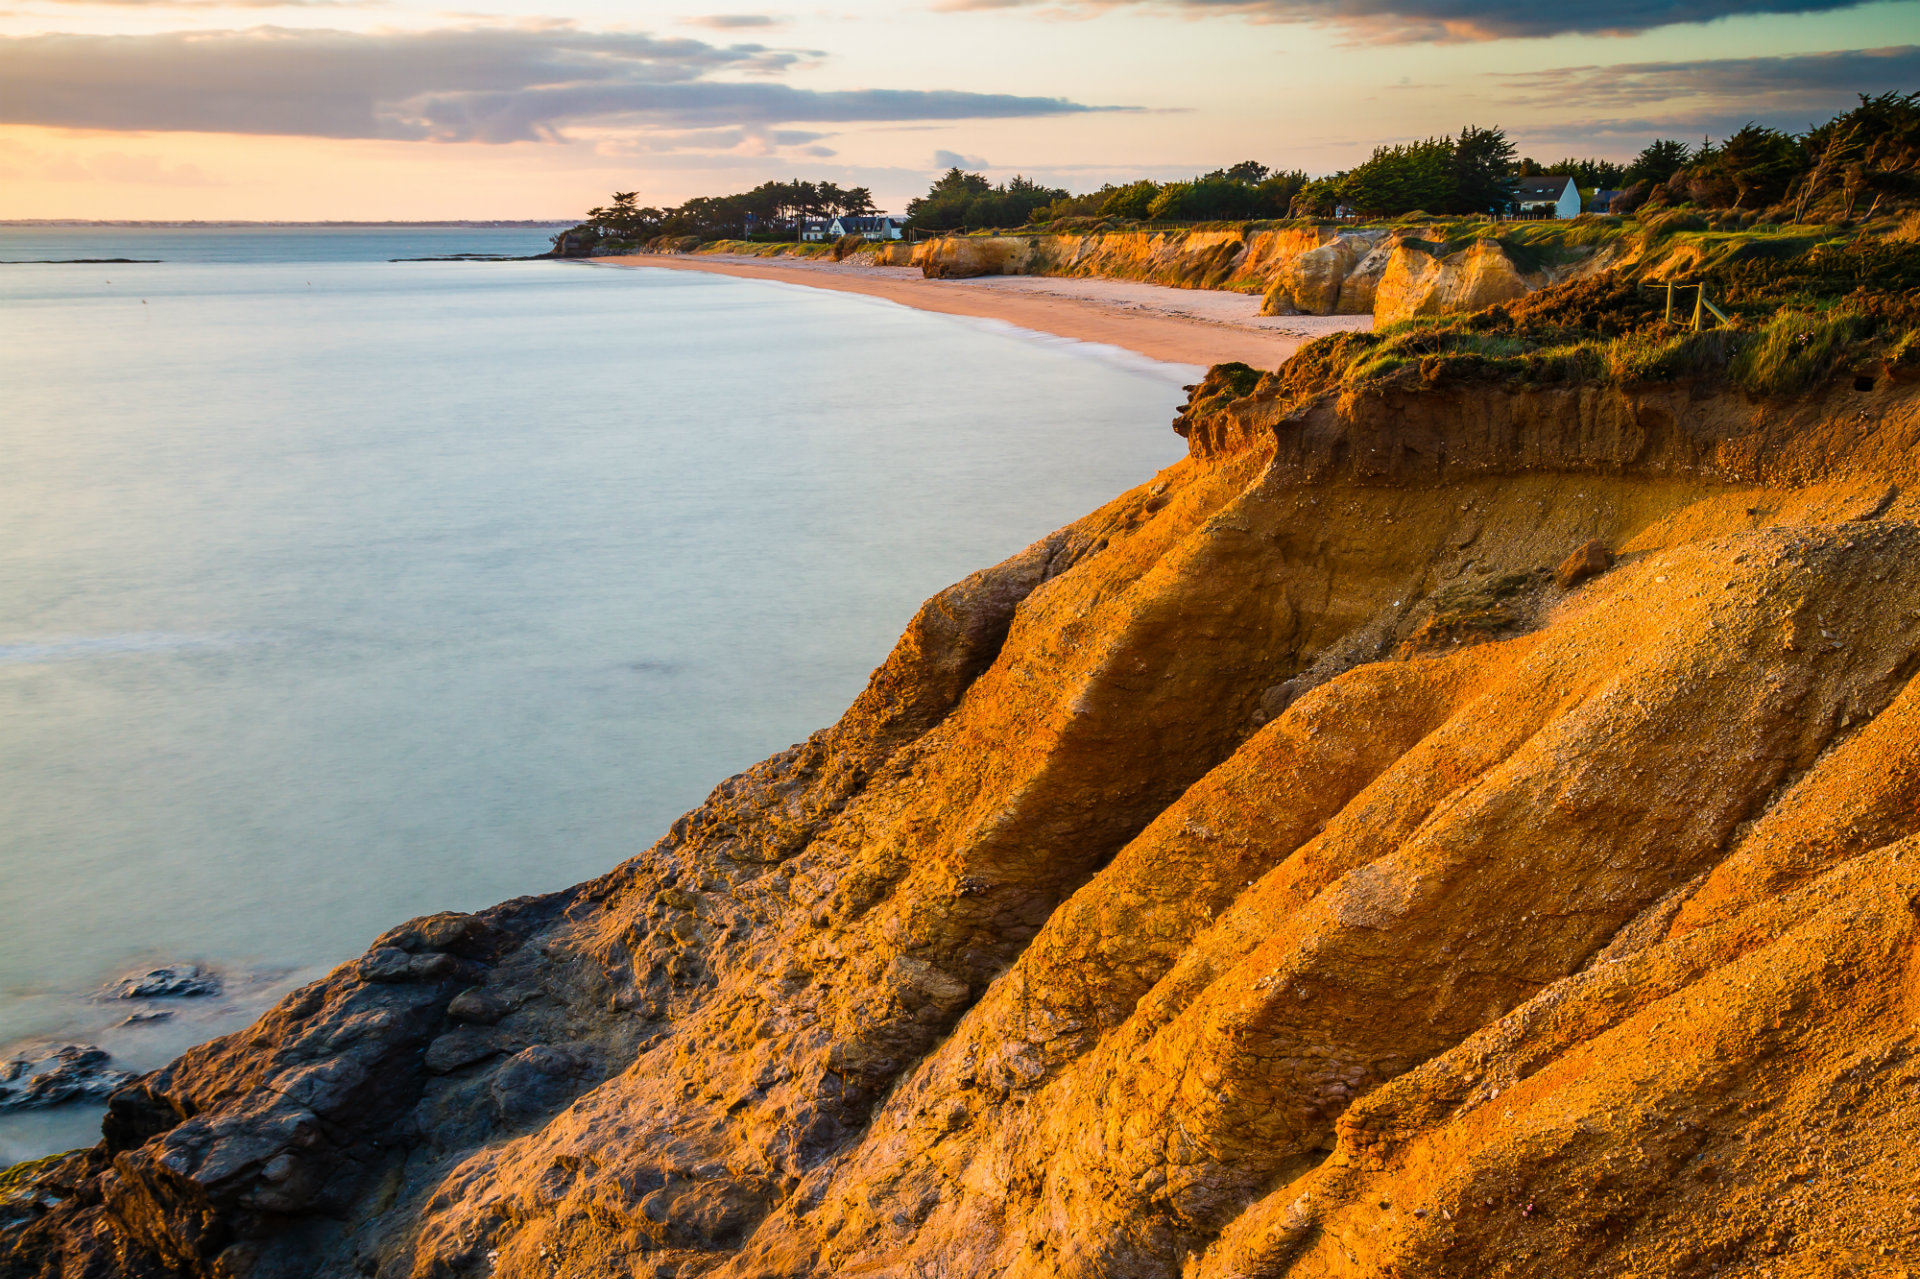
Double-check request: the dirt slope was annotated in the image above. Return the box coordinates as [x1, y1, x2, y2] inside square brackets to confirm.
[5, 366, 1919, 1279]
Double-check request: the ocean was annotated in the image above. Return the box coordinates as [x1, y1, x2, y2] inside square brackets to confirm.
[0, 225, 1190, 1162]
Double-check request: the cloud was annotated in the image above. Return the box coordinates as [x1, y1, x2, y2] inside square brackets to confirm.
[934, 0, 1876, 41]
[0, 138, 222, 184]
[682, 13, 782, 26]
[43, 0, 368, 8]
[932, 148, 989, 167]
[0, 25, 1111, 143]
[1494, 44, 1920, 112]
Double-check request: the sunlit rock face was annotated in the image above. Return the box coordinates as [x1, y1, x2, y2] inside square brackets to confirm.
[910, 226, 1611, 323]
[6, 370, 1920, 1279]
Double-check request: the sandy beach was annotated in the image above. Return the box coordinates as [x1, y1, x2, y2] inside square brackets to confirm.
[587, 252, 1370, 369]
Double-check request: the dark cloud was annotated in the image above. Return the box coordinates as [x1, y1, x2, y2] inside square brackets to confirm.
[937, 0, 1875, 41]
[0, 25, 1107, 142]
[683, 13, 782, 27]
[1495, 44, 1920, 111]
[932, 148, 989, 167]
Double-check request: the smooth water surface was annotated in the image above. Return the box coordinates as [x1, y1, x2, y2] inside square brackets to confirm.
[0, 227, 1188, 1160]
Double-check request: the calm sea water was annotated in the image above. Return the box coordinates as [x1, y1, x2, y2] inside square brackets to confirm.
[0, 226, 1189, 1161]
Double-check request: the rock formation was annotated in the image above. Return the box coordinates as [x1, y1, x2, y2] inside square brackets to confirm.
[908, 225, 1615, 323]
[6, 353, 1920, 1279]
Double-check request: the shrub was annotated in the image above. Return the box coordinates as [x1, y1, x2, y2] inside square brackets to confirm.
[1731, 308, 1869, 394]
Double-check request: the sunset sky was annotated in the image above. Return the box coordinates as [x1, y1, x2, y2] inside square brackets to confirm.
[2, 0, 1915, 219]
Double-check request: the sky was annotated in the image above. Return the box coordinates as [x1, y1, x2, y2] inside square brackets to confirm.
[0, 0, 1915, 219]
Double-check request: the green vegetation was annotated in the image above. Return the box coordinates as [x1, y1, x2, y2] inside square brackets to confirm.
[1, 1150, 79, 1205]
[1030, 162, 1307, 226]
[905, 170, 1067, 233]
[551, 180, 878, 255]
[1233, 222, 1920, 406]
[1294, 126, 1517, 219]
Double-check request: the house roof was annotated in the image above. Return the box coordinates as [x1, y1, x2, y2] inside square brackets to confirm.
[1514, 176, 1577, 201]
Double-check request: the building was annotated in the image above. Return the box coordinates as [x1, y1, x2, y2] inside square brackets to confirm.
[799, 219, 836, 242]
[828, 214, 906, 241]
[1588, 188, 1623, 214]
[1513, 176, 1582, 220]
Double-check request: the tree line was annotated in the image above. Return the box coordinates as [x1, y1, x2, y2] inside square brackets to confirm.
[556, 92, 1920, 253]
[580, 180, 877, 244]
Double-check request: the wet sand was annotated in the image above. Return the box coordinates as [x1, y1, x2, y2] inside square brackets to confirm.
[586, 252, 1371, 370]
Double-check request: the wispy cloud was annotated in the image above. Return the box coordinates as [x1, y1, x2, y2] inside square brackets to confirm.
[932, 148, 989, 167]
[0, 25, 1113, 142]
[1494, 44, 1920, 111]
[935, 0, 1875, 41]
[0, 138, 223, 185]
[40, 0, 369, 8]
[682, 13, 783, 26]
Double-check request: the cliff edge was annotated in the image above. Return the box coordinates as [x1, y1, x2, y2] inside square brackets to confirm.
[6, 290, 1920, 1279]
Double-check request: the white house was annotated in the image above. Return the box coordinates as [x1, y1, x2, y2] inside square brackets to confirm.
[1513, 176, 1582, 220]
[828, 214, 906, 241]
[799, 219, 836, 242]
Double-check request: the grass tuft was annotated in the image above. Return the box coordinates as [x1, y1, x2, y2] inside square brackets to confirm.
[1730, 308, 1871, 395]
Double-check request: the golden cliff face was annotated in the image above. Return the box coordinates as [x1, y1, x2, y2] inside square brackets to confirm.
[909, 227, 1615, 324]
[6, 367, 1920, 1279]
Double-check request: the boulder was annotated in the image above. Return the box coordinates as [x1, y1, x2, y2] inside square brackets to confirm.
[112, 964, 220, 999]
[0, 1046, 133, 1111]
[1556, 539, 1616, 588]
[1374, 238, 1534, 324]
[1261, 238, 1360, 316]
[915, 236, 1032, 279]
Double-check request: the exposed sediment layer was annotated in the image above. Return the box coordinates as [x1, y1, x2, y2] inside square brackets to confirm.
[908, 226, 1619, 323]
[6, 367, 1920, 1279]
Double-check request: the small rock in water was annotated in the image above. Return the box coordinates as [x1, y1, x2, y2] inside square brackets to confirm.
[113, 963, 221, 999]
[119, 1009, 173, 1026]
[0, 1045, 134, 1111]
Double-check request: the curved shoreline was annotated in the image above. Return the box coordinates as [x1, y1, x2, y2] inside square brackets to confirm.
[583, 252, 1370, 369]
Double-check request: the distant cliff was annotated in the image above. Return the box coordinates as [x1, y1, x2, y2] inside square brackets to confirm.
[7, 239, 1920, 1279]
[908, 215, 1858, 324]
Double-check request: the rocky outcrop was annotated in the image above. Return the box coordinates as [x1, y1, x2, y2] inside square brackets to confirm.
[1372, 237, 1540, 322]
[910, 225, 1613, 323]
[6, 368, 1920, 1279]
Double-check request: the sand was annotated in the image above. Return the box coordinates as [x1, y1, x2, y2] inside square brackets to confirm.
[583, 252, 1371, 370]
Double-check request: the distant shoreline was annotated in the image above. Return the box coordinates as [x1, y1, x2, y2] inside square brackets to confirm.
[0, 220, 573, 228]
[586, 252, 1369, 370]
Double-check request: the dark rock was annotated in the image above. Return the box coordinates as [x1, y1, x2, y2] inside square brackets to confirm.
[373, 912, 505, 961]
[489, 1046, 588, 1124]
[0, 1046, 134, 1111]
[102, 1081, 189, 1153]
[1555, 539, 1614, 589]
[113, 964, 221, 999]
[120, 1010, 173, 1027]
[424, 1028, 511, 1074]
[446, 988, 511, 1025]
[357, 948, 415, 983]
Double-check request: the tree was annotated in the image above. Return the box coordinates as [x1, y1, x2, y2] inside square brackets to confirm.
[905, 169, 1066, 231]
[1699, 124, 1802, 208]
[1545, 157, 1628, 189]
[1337, 138, 1455, 217]
[1099, 181, 1160, 219]
[1626, 139, 1692, 186]
[1453, 126, 1518, 215]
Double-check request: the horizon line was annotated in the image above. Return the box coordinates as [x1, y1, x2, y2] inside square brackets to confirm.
[0, 219, 578, 228]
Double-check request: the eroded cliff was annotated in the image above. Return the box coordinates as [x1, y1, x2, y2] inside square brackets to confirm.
[908, 224, 1624, 323]
[6, 350, 1920, 1279]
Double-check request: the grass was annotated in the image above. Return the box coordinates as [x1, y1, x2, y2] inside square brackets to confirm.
[1730, 308, 1872, 395]
[1223, 224, 1920, 404]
